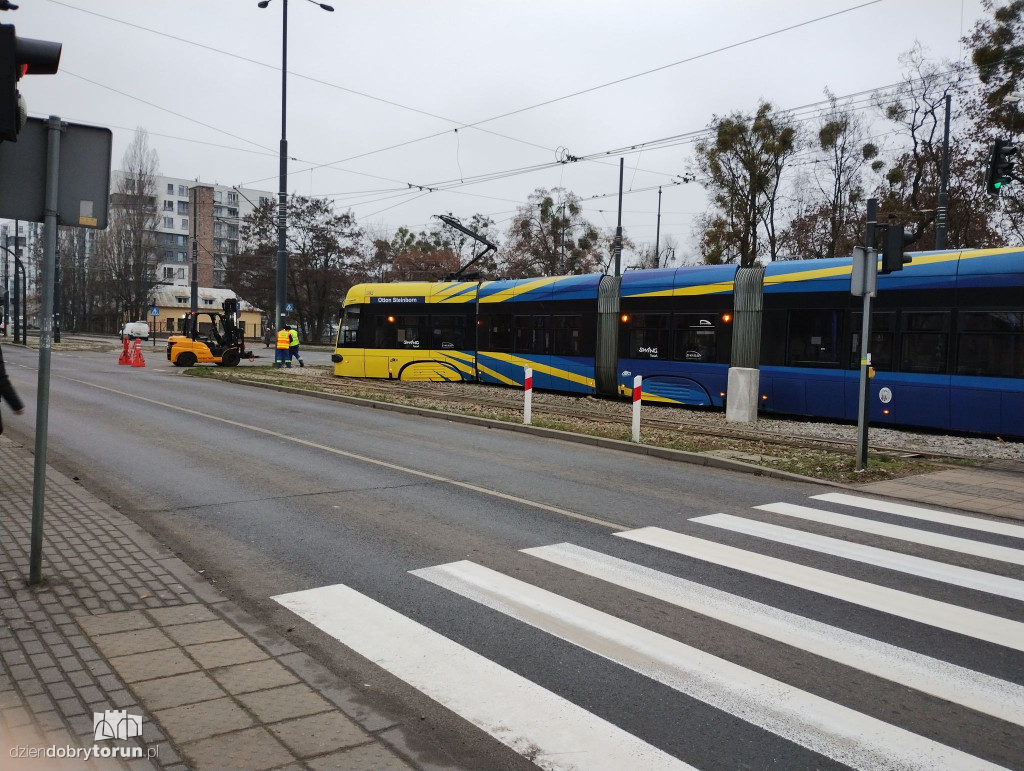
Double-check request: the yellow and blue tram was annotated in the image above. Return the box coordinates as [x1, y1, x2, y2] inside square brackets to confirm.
[332, 248, 1024, 436]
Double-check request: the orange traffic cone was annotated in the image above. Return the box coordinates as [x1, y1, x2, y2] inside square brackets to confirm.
[118, 338, 131, 365]
[130, 338, 146, 367]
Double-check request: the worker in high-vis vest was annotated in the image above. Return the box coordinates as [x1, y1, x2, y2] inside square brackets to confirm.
[288, 326, 304, 367]
[275, 327, 292, 368]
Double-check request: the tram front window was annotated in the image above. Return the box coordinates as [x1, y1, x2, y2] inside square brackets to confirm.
[338, 305, 362, 347]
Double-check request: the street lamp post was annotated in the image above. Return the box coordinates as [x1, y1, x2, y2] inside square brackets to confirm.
[258, 0, 333, 334]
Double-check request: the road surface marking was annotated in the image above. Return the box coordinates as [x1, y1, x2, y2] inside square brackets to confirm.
[693, 513, 1024, 601]
[756, 502, 1024, 565]
[811, 493, 1024, 540]
[272, 583, 691, 771]
[62, 376, 626, 531]
[523, 542, 1024, 726]
[616, 527, 1024, 652]
[413, 560, 1004, 771]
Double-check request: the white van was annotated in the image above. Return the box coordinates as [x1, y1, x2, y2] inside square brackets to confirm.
[121, 321, 150, 340]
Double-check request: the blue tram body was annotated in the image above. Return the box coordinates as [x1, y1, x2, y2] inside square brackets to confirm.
[334, 248, 1024, 437]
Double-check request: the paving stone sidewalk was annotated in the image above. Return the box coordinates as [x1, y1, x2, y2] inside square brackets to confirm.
[0, 436, 416, 770]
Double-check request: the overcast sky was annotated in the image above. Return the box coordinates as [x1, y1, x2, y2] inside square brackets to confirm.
[11, 0, 984, 262]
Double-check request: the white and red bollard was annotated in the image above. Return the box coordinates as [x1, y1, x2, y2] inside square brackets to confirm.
[523, 367, 533, 425]
[631, 375, 642, 442]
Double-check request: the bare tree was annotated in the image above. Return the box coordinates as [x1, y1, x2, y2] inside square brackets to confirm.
[693, 102, 798, 265]
[96, 128, 160, 324]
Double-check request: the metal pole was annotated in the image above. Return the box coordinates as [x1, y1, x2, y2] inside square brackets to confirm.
[29, 116, 63, 585]
[12, 254, 19, 343]
[935, 93, 951, 250]
[275, 0, 289, 332]
[559, 203, 565, 273]
[2, 225, 8, 337]
[20, 258, 26, 345]
[614, 157, 624, 276]
[855, 198, 877, 472]
[654, 186, 662, 268]
[53, 257, 60, 344]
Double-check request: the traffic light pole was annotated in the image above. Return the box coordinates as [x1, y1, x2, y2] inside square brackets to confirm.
[855, 198, 877, 472]
[29, 115, 61, 585]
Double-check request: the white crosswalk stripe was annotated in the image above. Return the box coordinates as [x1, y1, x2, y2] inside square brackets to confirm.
[413, 560, 1004, 771]
[692, 512, 1024, 600]
[754, 501, 1024, 565]
[274, 493, 1021, 770]
[272, 582, 693, 771]
[523, 542, 1024, 727]
[810, 493, 1024, 540]
[617, 526, 1024, 652]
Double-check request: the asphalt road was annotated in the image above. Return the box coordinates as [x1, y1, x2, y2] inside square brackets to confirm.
[3, 344, 1022, 771]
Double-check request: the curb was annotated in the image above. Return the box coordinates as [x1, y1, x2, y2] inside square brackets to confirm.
[196, 374, 844, 489]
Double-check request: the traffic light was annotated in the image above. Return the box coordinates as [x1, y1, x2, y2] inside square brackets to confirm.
[1, 23, 62, 142]
[985, 138, 1018, 196]
[879, 223, 913, 274]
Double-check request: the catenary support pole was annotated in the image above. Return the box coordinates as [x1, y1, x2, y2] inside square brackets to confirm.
[523, 367, 533, 425]
[855, 199, 877, 472]
[30, 116, 63, 585]
[936, 93, 951, 250]
[276, 0, 289, 331]
[614, 158, 623, 276]
[654, 187, 662, 267]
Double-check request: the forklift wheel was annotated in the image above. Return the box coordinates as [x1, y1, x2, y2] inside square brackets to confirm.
[221, 349, 241, 367]
[177, 352, 197, 368]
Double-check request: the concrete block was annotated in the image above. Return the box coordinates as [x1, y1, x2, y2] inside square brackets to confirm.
[726, 367, 759, 423]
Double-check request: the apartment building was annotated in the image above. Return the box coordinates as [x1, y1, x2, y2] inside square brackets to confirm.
[139, 174, 272, 290]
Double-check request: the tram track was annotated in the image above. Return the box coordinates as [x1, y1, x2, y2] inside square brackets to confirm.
[312, 377, 981, 465]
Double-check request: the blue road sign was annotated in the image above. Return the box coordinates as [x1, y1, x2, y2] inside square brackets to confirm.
[150, 306, 160, 316]
[285, 303, 294, 312]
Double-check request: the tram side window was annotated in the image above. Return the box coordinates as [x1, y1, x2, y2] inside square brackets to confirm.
[480, 313, 511, 351]
[622, 313, 671, 359]
[788, 309, 840, 367]
[674, 314, 717, 362]
[956, 311, 1024, 378]
[374, 314, 426, 349]
[514, 315, 548, 355]
[431, 315, 467, 350]
[337, 305, 362, 347]
[551, 315, 585, 356]
[900, 312, 948, 374]
[849, 312, 894, 370]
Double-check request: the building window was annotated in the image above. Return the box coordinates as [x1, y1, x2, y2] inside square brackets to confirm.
[163, 217, 174, 228]
[214, 190, 223, 203]
[167, 183, 174, 194]
[163, 266, 174, 279]
[227, 191, 238, 203]
[177, 201, 189, 215]
[163, 200, 173, 211]
[176, 296, 188, 304]
[178, 184, 186, 196]
[177, 235, 186, 246]
[259, 196, 271, 207]
[181, 218, 189, 230]
[176, 251, 185, 262]
[203, 298, 214, 306]
[177, 268, 185, 280]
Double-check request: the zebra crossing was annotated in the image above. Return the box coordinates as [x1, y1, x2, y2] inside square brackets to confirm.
[273, 493, 1024, 770]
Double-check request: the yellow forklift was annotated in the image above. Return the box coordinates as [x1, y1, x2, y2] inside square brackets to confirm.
[167, 298, 250, 367]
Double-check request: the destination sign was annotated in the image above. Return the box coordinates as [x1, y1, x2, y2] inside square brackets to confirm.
[370, 297, 425, 304]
